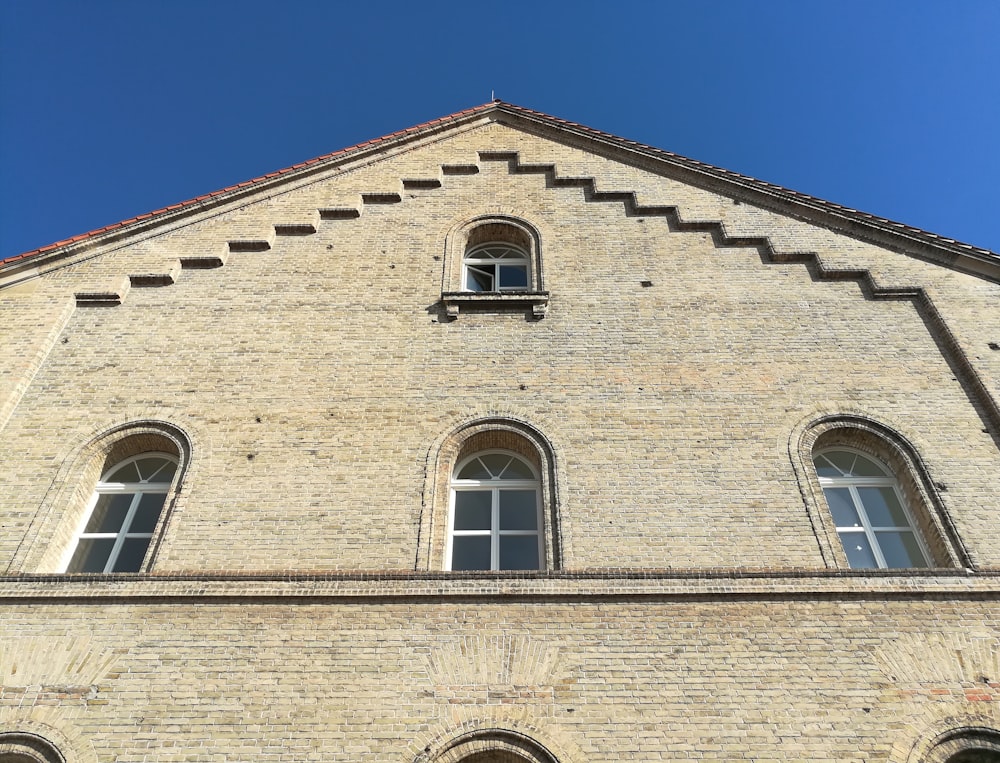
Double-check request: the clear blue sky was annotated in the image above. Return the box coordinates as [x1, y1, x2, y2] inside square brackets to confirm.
[2, 0, 998, 260]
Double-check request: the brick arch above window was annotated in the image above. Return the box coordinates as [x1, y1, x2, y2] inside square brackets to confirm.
[440, 214, 549, 320]
[418, 417, 562, 571]
[790, 413, 969, 570]
[415, 729, 562, 763]
[0, 732, 67, 763]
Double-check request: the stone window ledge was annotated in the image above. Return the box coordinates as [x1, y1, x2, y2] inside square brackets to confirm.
[442, 290, 550, 319]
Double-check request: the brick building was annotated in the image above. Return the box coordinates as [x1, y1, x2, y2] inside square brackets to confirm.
[1, 101, 999, 762]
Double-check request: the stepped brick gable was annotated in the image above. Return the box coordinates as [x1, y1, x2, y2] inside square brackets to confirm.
[1, 102, 999, 762]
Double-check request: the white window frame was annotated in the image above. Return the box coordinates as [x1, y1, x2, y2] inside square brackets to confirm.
[447, 450, 544, 571]
[814, 447, 931, 569]
[463, 242, 531, 293]
[62, 452, 177, 573]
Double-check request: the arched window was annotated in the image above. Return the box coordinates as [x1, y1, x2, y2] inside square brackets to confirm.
[448, 450, 543, 571]
[464, 242, 530, 292]
[418, 417, 560, 571]
[792, 415, 967, 570]
[441, 216, 548, 319]
[63, 452, 178, 573]
[814, 447, 930, 568]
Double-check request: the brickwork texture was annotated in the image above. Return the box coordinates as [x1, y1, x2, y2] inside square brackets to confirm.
[1, 105, 998, 761]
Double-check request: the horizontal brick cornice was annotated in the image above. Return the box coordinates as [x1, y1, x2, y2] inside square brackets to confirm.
[0, 569, 997, 602]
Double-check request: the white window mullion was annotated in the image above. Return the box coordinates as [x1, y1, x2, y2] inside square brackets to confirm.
[536, 491, 544, 568]
[102, 492, 143, 572]
[849, 485, 887, 569]
[491, 487, 500, 570]
[446, 490, 456, 570]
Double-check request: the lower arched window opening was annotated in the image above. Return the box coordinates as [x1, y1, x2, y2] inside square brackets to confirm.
[814, 447, 930, 569]
[63, 452, 178, 573]
[448, 450, 543, 571]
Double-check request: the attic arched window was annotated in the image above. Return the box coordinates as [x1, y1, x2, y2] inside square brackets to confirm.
[448, 450, 543, 571]
[814, 448, 930, 569]
[464, 242, 530, 292]
[64, 452, 178, 573]
[441, 216, 549, 319]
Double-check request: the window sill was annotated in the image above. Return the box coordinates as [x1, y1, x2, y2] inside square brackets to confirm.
[441, 290, 549, 320]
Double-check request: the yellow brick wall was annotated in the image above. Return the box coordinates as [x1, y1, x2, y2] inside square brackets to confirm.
[1, 594, 999, 762]
[1, 118, 998, 761]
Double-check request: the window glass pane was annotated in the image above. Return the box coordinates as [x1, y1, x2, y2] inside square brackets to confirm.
[500, 457, 534, 479]
[498, 265, 528, 289]
[857, 487, 909, 527]
[499, 535, 540, 570]
[499, 490, 538, 530]
[480, 454, 511, 478]
[468, 244, 526, 260]
[84, 494, 134, 533]
[451, 536, 492, 570]
[466, 266, 493, 292]
[823, 488, 861, 528]
[824, 450, 857, 476]
[457, 459, 491, 480]
[129, 492, 168, 533]
[837, 531, 877, 569]
[106, 461, 141, 483]
[851, 454, 887, 477]
[136, 456, 176, 482]
[113, 537, 152, 572]
[875, 531, 928, 568]
[813, 454, 841, 478]
[66, 538, 115, 573]
[454, 491, 492, 530]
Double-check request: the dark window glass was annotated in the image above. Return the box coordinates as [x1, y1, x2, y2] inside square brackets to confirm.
[454, 491, 492, 530]
[499, 536, 539, 570]
[129, 493, 168, 533]
[451, 536, 491, 571]
[499, 490, 537, 530]
[66, 538, 115, 573]
[113, 537, 152, 572]
[838, 531, 877, 569]
[84, 494, 134, 533]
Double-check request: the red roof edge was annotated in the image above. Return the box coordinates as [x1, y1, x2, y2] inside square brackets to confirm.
[3, 99, 996, 268]
[1, 101, 500, 266]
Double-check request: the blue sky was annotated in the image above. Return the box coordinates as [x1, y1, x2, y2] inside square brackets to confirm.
[2, 0, 998, 259]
